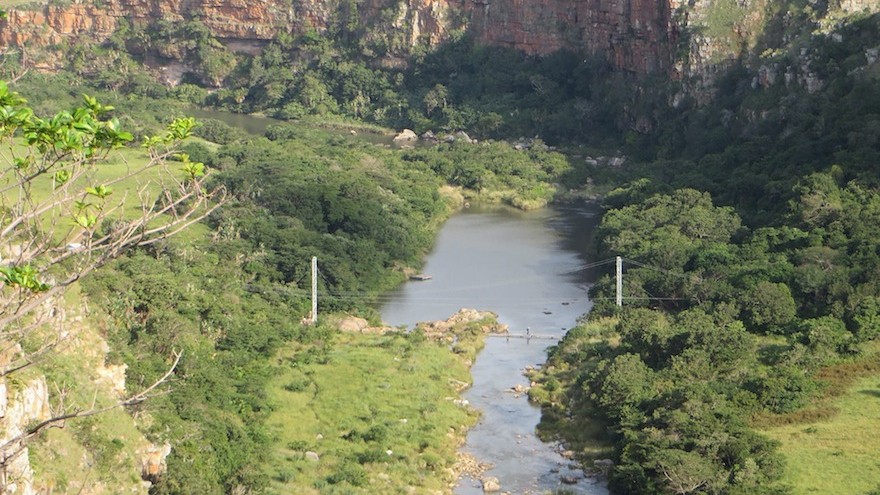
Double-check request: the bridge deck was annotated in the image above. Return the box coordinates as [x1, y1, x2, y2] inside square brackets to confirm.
[487, 333, 558, 340]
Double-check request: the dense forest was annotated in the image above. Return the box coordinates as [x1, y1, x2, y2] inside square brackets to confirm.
[1, 2, 880, 494]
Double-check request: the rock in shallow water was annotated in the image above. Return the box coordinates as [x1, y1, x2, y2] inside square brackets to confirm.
[481, 476, 501, 492]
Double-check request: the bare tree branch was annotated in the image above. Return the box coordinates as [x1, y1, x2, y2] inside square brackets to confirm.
[0, 351, 183, 468]
[0, 85, 223, 482]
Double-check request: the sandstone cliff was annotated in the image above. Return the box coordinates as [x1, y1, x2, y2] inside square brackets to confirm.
[468, 0, 678, 73]
[0, 0, 680, 74]
[2, 0, 879, 78]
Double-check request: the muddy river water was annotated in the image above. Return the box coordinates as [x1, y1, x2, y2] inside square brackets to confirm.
[380, 204, 609, 495]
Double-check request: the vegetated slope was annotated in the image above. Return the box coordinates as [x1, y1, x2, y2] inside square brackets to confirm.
[4, 3, 880, 495]
[3, 0, 877, 149]
[67, 106, 575, 493]
[527, 13, 880, 495]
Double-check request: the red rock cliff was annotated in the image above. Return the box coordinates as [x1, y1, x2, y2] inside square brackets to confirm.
[0, 0, 678, 74]
[0, 0, 296, 46]
[467, 0, 677, 73]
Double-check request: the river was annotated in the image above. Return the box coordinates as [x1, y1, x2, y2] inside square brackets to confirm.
[187, 107, 609, 492]
[380, 204, 609, 495]
[186, 108, 398, 146]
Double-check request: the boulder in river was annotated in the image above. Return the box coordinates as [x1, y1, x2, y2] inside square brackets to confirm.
[393, 129, 418, 143]
[509, 384, 529, 397]
[482, 476, 501, 492]
[414, 308, 508, 341]
[560, 473, 580, 484]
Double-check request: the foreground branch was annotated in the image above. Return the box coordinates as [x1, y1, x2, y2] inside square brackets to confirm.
[0, 351, 183, 469]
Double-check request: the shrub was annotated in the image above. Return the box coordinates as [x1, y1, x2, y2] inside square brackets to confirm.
[326, 461, 368, 486]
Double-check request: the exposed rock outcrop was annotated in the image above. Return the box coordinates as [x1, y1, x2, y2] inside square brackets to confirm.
[2, 0, 880, 79]
[335, 315, 396, 334]
[0, 0, 679, 74]
[0, 0, 293, 48]
[138, 442, 172, 483]
[0, 378, 51, 495]
[0, 297, 155, 495]
[468, 0, 678, 73]
[392, 128, 419, 143]
[415, 308, 507, 341]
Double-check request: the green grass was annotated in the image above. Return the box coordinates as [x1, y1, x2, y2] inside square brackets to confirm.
[529, 318, 619, 462]
[762, 374, 880, 494]
[21, 145, 186, 210]
[1, 139, 215, 248]
[264, 330, 478, 494]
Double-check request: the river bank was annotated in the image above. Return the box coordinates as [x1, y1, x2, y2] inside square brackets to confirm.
[380, 204, 608, 495]
[162, 108, 611, 493]
[262, 309, 503, 493]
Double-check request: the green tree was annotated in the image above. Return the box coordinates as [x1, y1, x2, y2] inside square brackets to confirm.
[0, 81, 223, 470]
[424, 84, 448, 116]
[651, 448, 725, 494]
[591, 353, 657, 423]
[741, 281, 797, 332]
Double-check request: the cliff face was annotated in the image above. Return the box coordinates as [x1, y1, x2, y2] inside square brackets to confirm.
[0, 0, 679, 74]
[2, 1, 878, 86]
[468, 0, 678, 73]
[0, 0, 293, 47]
[0, 297, 164, 495]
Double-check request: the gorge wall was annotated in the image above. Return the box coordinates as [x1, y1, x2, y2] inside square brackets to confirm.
[2, 1, 878, 99]
[468, 0, 678, 74]
[0, 0, 679, 74]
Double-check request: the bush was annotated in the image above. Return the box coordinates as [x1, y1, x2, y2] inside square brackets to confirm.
[195, 118, 249, 144]
[749, 365, 817, 413]
[326, 461, 368, 486]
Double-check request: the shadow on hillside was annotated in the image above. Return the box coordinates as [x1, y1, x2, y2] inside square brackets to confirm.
[859, 388, 880, 399]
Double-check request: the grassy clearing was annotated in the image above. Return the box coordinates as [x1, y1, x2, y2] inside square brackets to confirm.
[264, 330, 479, 494]
[759, 344, 880, 494]
[1, 139, 215, 246]
[762, 373, 880, 494]
[12, 145, 187, 211]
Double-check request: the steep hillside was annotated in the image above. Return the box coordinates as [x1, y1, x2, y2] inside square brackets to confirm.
[2, 1, 880, 494]
[2, 0, 879, 79]
[1, 0, 675, 74]
[1, 287, 168, 495]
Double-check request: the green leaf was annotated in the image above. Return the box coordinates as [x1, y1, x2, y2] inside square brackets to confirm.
[53, 169, 71, 186]
[85, 184, 112, 199]
[0, 265, 50, 292]
[14, 157, 31, 170]
[182, 161, 206, 179]
[75, 213, 98, 229]
[72, 120, 95, 133]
